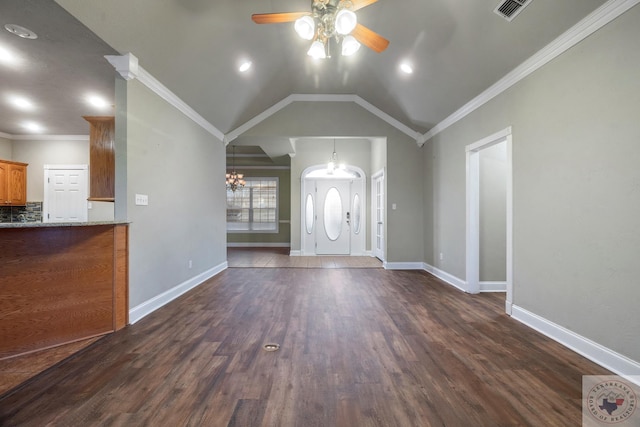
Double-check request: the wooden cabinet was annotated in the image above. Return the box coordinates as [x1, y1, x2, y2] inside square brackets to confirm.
[84, 116, 115, 202]
[0, 160, 28, 206]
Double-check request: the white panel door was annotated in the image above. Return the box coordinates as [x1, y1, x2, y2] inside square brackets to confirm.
[372, 173, 385, 261]
[44, 167, 88, 223]
[316, 179, 351, 255]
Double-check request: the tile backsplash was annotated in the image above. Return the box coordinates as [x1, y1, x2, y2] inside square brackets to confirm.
[0, 202, 42, 223]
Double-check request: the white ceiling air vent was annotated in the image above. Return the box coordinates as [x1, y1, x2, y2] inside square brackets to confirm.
[494, 0, 533, 22]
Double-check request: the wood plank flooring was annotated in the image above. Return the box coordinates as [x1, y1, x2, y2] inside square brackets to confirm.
[227, 247, 382, 268]
[0, 337, 100, 396]
[0, 267, 609, 426]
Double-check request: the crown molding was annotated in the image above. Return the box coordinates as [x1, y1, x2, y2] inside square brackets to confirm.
[225, 94, 421, 144]
[224, 95, 298, 145]
[421, 0, 640, 144]
[353, 97, 422, 141]
[106, 53, 225, 143]
[0, 133, 89, 141]
[105, 52, 138, 81]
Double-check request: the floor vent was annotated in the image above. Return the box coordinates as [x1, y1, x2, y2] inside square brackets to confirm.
[494, 0, 532, 22]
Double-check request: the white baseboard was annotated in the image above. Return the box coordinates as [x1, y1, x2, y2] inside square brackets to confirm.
[289, 250, 301, 256]
[129, 261, 228, 324]
[227, 242, 290, 248]
[512, 305, 640, 385]
[479, 281, 507, 292]
[384, 262, 425, 270]
[505, 300, 513, 315]
[423, 263, 467, 292]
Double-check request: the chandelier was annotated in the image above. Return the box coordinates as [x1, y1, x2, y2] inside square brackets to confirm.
[327, 139, 345, 174]
[226, 146, 245, 192]
[295, 0, 361, 59]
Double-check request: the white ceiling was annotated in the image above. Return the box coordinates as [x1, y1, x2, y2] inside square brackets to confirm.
[0, 0, 608, 138]
[0, 0, 118, 136]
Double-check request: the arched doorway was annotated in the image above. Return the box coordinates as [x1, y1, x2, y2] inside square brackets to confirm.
[301, 164, 366, 255]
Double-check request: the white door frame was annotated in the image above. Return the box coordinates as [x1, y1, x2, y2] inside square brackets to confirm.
[300, 164, 366, 256]
[465, 127, 513, 314]
[43, 164, 89, 223]
[371, 168, 385, 261]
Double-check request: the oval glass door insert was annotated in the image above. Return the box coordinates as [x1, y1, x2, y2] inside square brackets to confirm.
[353, 193, 361, 234]
[305, 193, 314, 234]
[324, 187, 342, 241]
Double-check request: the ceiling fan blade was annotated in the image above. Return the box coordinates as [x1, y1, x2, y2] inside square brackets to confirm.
[251, 12, 309, 24]
[350, 0, 379, 11]
[351, 23, 389, 53]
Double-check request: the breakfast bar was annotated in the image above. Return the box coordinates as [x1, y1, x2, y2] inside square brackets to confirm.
[0, 222, 129, 359]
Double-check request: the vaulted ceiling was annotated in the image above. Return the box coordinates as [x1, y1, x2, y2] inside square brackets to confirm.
[1, 0, 608, 138]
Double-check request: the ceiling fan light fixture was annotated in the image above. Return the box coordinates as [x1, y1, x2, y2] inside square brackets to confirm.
[341, 35, 361, 56]
[307, 39, 327, 59]
[295, 16, 315, 40]
[334, 9, 357, 35]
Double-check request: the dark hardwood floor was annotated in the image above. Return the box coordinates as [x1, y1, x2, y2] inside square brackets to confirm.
[0, 267, 609, 426]
[0, 337, 100, 396]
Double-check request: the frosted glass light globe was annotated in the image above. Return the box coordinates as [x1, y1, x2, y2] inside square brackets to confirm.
[335, 9, 357, 35]
[295, 16, 315, 40]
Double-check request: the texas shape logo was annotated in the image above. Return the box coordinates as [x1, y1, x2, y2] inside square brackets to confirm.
[587, 380, 637, 424]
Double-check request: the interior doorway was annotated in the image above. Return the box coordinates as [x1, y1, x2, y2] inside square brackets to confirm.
[301, 164, 366, 256]
[371, 169, 385, 261]
[465, 127, 513, 314]
[43, 164, 88, 223]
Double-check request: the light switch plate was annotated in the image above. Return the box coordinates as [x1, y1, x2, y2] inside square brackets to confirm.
[135, 194, 149, 206]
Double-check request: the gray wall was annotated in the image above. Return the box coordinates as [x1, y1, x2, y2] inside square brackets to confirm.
[121, 79, 226, 308]
[241, 102, 424, 263]
[5, 137, 113, 220]
[424, 6, 640, 362]
[11, 138, 88, 201]
[291, 138, 372, 252]
[479, 142, 507, 282]
[0, 137, 11, 159]
[371, 137, 386, 175]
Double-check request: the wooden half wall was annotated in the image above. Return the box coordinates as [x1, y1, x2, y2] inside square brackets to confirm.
[0, 224, 128, 359]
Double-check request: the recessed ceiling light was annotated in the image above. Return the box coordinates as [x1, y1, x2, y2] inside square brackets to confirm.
[86, 94, 110, 110]
[239, 61, 252, 73]
[400, 62, 414, 74]
[0, 45, 20, 66]
[21, 121, 44, 133]
[8, 95, 34, 111]
[4, 24, 38, 39]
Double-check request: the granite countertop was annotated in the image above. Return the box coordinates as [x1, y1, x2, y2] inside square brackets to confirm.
[0, 221, 129, 228]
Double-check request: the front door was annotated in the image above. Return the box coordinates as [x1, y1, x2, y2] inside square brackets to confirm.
[316, 179, 351, 255]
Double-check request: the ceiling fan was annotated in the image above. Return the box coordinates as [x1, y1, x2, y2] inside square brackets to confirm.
[252, 0, 389, 59]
